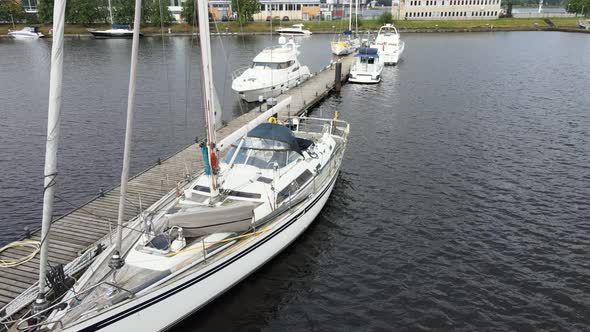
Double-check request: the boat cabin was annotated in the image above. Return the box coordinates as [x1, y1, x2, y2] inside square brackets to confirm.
[355, 48, 380, 64]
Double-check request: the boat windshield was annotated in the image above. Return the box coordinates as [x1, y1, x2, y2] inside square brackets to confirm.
[360, 57, 376, 64]
[252, 61, 293, 70]
[224, 138, 299, 169]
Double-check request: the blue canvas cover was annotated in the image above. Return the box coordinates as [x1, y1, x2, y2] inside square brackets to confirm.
[112, 24, 130, 29]
[356, 47, 379, 58]
[247, 123, 303, 155]
[343, 30, 353, 35]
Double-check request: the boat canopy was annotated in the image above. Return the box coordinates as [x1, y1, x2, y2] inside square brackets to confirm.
[343, 30, 353, 35]
[112, 24, 130, 29]
[356, 48, 379, 58]
[248, 123, 303, 155]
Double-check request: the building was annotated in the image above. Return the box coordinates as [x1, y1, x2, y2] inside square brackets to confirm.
[392, 0, 501, 19]
[19, 0, 38, 13]
[254, 0, 321, 21]
[168, 0, 233, 22]
[169, 0, 321, 22]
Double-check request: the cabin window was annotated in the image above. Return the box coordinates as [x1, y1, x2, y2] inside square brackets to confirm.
[252, 61, 292, 70]
[224, 139, 300, 169]
[277, 170, 313, 205]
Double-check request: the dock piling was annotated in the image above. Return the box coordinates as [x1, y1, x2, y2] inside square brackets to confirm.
[335, 62, 342, 92]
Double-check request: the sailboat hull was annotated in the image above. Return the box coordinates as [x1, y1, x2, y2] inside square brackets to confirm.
[64, 172, 339, 332]
[90, 30, 142, 39]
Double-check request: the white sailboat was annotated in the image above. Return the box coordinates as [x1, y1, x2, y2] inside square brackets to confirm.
[370, 23, 405, 66]
[232, 37, 311, 102]
[89, 0, 140, 38]
[4, 0, 350, 330]
[330, 0, 360, 56]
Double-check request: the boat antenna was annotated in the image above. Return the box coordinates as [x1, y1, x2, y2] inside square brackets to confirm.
[33, 0, 66, 316]
[110, 0, 143, 271]
[197, 0, 220, 199]
[355, 0, 359, 34]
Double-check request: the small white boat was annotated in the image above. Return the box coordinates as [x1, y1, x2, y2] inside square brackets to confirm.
[90, 24, 141, 38]
[232, 37, 311, 102]
[349, 47, 383, 84]
[8, 26, 44, 39]
[370, 23, 405, 66]
[579, 19, 590, 30]
[276, 24, 312, 36]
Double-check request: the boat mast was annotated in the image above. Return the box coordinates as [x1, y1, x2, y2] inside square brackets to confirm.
[108, 0, 114, 25]
[111, 0, 143, 270]
[355, 0, 359, 33]
[197, 0, 220, 199]
[34, 0, 66, 312]
[348, 0, 352, 31]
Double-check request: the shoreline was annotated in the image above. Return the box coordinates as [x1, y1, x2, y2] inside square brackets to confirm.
[1, 27, 588, 38]
[1, 17, 587, 38]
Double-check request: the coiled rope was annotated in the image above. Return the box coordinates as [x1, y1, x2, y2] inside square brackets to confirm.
[0, 240, 41, 268]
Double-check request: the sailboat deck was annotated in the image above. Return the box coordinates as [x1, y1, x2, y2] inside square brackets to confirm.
[0, 53, 354, 313]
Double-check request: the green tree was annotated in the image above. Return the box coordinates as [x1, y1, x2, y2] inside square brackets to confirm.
[65, 0, 108, 24]
[143, 0, 174, 25]
[377, 11, 393, 25]
[38, 0, 54, 23]
[567, 0, 590, 15]
[231, 0, 261, 23]
[112, 0, 135, 24]
[181, 0, 195, 24]
[0, 0, 26, 23]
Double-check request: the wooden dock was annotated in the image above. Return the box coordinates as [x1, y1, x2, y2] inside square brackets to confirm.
[0, 54, 354, 313]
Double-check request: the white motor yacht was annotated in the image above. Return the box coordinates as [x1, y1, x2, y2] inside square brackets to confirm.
[370, 23, 405, 65]
[232, 37, 311, 102]
[276, 24, 312, 36]
[8, 26, 44, 39]
[349, 47, 383, 84]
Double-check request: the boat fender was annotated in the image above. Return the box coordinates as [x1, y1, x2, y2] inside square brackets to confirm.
[268, 116, 277, 124]
[199, 142, 211, 175]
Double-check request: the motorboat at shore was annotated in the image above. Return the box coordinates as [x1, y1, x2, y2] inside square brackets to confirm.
[8, 26, 44, 39]
[89, 24, 141, 38]
[370, 24, 405, 66]
[349, 47, 383, 84]
[579, 18, 590, 30]
[232, 37, 311, 102]
[276, 24, 312, 36]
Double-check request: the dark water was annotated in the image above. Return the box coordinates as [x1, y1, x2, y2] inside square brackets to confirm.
[2, 32, 590, 330]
